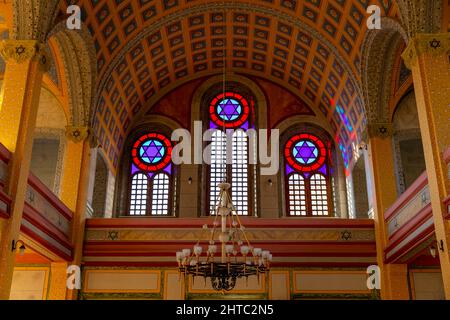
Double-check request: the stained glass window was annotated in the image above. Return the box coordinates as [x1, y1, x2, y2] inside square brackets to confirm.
[232, 130, 249, 215]
[209, 130, 227, 213]
[288, 174, 307, 216]
[130, 173, 149, 216]
[285, 133, 331, 216]
[310, 173, 328, 216]
[208, 92, 254, 215]
[129, 132, 173, 216]
[209, 92, 250, 129]
[151, 173, 170, 215]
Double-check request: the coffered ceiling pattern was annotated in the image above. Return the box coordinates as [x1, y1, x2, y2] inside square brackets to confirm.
[60, 0, 398, 170]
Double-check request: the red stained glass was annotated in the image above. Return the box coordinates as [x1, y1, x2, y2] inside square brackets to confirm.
[285, 133, 327, 173]
[131, 133, 172, 172]
[209, 92, 250, 128]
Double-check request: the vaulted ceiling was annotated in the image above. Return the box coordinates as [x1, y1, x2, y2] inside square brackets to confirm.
[58, 0, 400, 170]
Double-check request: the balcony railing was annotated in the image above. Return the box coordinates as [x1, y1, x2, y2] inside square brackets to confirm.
[384, 171, 434, 263]
[0, 143, 73, 260]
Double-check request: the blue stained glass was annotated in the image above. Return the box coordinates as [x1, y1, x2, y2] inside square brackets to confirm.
[131, 163, 140, 175]
[139, 139, 165, 164]
[293, 140, 319, 164]
[216, 98, 242, 121]
[164, 163, 172, 175]
[209, 121, 218, 129]
[319, 164, 327, 175]
[336, 105, 353, 132]
[285, 164, 294, 175]
[339, 142, 349, 169]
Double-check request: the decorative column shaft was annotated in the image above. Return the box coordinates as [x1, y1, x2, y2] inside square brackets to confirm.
[0, 39, 49, 299]
[366, 124, 409, 299]
[402, 33, 450, 299]
[59, 127, 93, 300]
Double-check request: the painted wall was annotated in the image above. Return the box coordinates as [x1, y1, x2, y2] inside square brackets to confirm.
[80, 268, 374, 300]
[410, 270, 445, 300]
[30, 139, 60, 191]
[9, 267, 49, 300]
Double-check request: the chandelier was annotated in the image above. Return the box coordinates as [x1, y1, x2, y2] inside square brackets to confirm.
[176, 183, 272, 292]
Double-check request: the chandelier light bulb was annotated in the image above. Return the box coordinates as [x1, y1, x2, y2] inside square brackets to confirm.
[176, 251, 183, 261]
[208, 245, 217, 253]
[253, 248, 262, 256]
[182, 249, 191, 257]
[225, 245, 234, 254]
[262, 250, 270, 259]
[194, 245, 202, 255]
[240, 245, 250, 255]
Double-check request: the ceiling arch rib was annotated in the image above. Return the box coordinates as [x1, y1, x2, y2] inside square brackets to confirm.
[63, 0, 399, 171]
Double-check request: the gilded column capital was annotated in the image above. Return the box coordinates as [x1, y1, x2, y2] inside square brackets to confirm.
[0, 39, 50, 71]
[367, 123, 393, 139]
[402, 33, 450, 69]
[65, 126, 91, 143]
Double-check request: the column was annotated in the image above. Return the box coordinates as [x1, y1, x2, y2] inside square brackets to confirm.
[0, 40, 49, 299]
[402, 33, 450, 299]
[366, 123, 410, 299]
[48, 262, 69, 300]
[59, 126, 93, 300]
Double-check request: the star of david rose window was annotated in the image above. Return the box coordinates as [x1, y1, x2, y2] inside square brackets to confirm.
[131, 133, 172, 172]
[209, 92, 250, 128]
[285, 133, 327, 172]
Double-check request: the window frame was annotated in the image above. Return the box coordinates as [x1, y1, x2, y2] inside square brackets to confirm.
[283, 134, 333, 217]
[126, 132, 176, 216]
[204, 91, 257, 217]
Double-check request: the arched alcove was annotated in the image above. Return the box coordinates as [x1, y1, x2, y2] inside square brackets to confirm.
[91, 153, 108, 218]
[352, 154, 369, 218]
[30, 86, 67, 193]
[392, 90, 426, 193]
[277, 121, 342, 218]
[114, 117, 181, 217]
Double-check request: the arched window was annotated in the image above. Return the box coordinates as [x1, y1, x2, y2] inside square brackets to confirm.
[129, 133, 173, 216]
[284, 133, 331, 216]
[208, 91, 254, 215]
